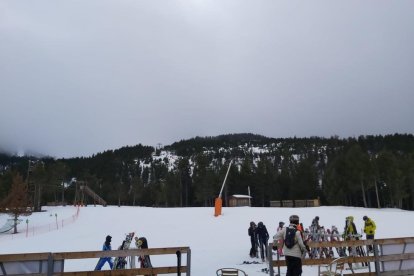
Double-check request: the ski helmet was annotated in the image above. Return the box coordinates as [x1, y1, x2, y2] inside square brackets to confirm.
[250, 221, 255, 226]
[106, 235, 112, 242]
[315, 216, 319, 220]
[289, 215, 299, 224]
[363, 216, 368, 221]
[258, 221, 264, 227]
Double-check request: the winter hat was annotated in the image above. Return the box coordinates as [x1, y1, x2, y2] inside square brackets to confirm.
[106, 235, 112, 243]
[289, 215, 299, 224]
[279, 221, 285, 226]
[363, 216, 368, 221]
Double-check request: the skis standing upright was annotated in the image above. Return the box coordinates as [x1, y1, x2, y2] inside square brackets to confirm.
[329, 226, 347, 257]
[113, 232, 135, 270]
[318, 227, 332, 258]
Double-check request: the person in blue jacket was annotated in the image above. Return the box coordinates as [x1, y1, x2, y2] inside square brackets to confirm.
[95, 235, 114, 270]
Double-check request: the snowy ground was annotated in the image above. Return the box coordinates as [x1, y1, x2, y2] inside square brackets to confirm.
[1, 205, 413, 275]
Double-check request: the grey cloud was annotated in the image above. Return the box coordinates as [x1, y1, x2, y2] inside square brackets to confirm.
[1, 0, 413, 158]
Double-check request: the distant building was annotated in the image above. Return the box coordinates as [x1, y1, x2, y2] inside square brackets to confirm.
[269, 198, 320, 208]
[228, 194, 251, 207]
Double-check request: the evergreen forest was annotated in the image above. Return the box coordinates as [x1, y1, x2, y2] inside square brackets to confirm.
[1, 133, 414, 210]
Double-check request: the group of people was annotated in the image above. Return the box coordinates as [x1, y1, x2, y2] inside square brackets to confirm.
[248, 221, 270, 261]
[248, 214, 376, 276]
[94, 235, 153, 273]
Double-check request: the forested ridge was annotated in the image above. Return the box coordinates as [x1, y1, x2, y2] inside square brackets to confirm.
[1, 133, 413, 210]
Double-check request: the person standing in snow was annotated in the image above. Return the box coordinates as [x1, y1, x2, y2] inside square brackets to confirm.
[273, 215, 307, 276]
[95, 235, 114, 270]
[276, 221, 285, 256]
[135, 237, 155, 276]
[248, 221, 258, 258]
[256, 221, 269, 262]
[363, 216, 376, 252]
[344, 216, 358, 238]
[344, 216, 359, 256]
[311, 216, 320, 229]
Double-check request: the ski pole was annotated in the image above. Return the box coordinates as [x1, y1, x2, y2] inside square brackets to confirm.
[176, 250, 181, 276]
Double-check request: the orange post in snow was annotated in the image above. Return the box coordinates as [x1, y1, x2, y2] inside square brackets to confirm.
[214, 160, 232, 217]
[214, 198, 222, 217]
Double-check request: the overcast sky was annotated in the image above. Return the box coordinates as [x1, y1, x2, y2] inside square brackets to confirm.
[1, 0, 413, 158]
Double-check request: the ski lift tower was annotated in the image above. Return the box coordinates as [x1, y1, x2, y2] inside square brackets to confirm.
[214, 160, 233, 217]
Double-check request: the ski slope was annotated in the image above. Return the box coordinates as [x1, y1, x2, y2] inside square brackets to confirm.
[0, 205, 413, 275]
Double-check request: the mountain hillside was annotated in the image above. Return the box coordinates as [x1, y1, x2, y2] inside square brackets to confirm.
[1, 133, 413, 210]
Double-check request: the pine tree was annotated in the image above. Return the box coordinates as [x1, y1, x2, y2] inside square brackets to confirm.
[0, 173, 32, 233]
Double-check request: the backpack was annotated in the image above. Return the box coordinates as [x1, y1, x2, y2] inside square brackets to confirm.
[284, 226, 297, 249]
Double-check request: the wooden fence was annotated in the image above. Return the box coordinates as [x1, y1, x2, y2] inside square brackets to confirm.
[268, 237, 414, 276]
[0, 246, 191, 276]
[270, 198, 320, 207]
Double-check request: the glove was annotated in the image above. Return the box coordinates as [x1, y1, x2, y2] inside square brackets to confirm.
[301, 250, 307, 259]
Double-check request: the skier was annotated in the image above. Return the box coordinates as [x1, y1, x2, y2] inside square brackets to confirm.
[311, 216, 320, 230]
[248, 221, 258, 258]
[256, 221, 269, 262]
[135, 237, 155, 276]
[344, 216, 358, 238]
[344, 216, 367, 268]
[309, 216, 320, 257]
[273, 215, 307, 276]
[344, 216, 357, 256]
[95, 235, 114, 270]
[363, 216, 376, 252]
[276, 221, 285, 256]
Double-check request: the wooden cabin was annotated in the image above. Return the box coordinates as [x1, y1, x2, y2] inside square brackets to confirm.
[228, 194, 251, 207]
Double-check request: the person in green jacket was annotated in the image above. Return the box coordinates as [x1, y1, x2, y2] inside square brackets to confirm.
[363, 216, 376, 252]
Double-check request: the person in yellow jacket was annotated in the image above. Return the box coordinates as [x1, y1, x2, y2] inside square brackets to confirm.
[363, 216, 376, 252]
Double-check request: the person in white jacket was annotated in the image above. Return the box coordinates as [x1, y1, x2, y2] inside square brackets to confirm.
[273, 215, 307, 276]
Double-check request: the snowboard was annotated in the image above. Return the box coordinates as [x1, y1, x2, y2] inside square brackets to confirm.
[113, 232, 135, 269]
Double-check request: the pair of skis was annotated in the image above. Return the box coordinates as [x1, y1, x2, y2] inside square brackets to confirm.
[113, 232, 135, 269]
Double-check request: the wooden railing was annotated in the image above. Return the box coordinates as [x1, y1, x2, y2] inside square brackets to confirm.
[0, 246, 191, 276]
[268, 237, 414, 276]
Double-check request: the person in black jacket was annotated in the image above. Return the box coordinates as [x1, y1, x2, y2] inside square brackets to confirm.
[248, 221, 258, 258]
[256, 221, 269, 262]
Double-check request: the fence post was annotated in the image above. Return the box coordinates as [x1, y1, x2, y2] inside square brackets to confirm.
[47, 253, 54, 276]
[268, 242, 274, 276]
[373, 240, 380, 276]
[176, 250, 181, 276]
[186, 248, 191, 276]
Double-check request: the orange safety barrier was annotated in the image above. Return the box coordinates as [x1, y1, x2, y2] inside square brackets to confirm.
[214, 197, 222, 217]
